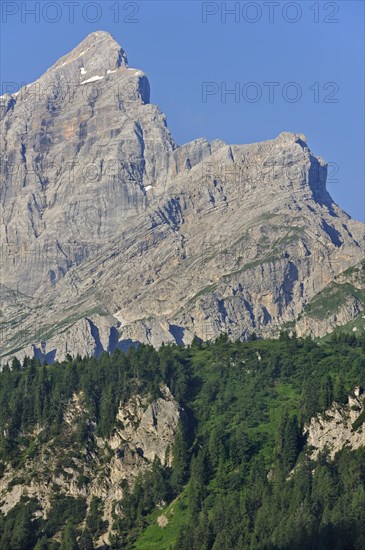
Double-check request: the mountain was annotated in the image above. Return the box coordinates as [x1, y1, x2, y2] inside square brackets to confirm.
[0, 31, 364, 364]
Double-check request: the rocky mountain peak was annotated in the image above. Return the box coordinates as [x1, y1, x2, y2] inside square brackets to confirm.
[0, 33, 364, 364]
[276, 131, 307, 146]
[47, 30, 128, 76]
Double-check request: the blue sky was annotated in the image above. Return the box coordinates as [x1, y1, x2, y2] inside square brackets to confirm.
[1, 0, 364, 221]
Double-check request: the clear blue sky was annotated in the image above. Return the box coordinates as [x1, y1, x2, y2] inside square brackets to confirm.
[1, 0, 364, 221]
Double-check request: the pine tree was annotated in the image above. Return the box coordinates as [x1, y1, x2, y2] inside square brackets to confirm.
[34, 537, 49, 550]
[301, 380, 320, 422]
[60, 521, 79, 550]
[79, 528, 94, 550]
[10, 505, 35, 549]
[170, 423, 189, 493]
[85, 496, 106, 538]
[188, 450, 208, 516]
[149, 456, 169, 504]
[320, 376, 333, 411]
[194, 509, 213, 550]
[278, 413, 301, 472]
[97, 385, 116, 437]
[334, 378, 347, 405]
[11, 357, 21, 371]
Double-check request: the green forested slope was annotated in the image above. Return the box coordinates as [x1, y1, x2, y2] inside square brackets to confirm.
[0, 332, 364, 549]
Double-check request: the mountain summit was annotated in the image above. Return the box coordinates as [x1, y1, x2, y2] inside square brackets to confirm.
[49, 31, 129, 73]
[0, 33, 364, 363]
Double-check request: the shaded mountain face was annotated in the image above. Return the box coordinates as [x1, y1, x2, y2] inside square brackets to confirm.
[0, 31, 364, 363]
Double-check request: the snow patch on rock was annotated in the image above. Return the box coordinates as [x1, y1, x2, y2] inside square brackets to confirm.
[81, 75, 104, 84]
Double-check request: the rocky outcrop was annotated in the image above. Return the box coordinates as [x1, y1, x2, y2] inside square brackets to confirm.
[0, 386, 181, 542]
[296, 261, 365, 338]
[304, 387, 365, 460]
[110, 386, 180, 466]
[1, 31, 364, 363]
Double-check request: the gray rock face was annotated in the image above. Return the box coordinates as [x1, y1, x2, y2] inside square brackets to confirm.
[1, 31, 364, 362]
[304, 387, 365, 460]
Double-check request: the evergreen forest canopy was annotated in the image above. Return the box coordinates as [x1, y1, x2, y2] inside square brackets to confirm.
[0, 331, 364, 549]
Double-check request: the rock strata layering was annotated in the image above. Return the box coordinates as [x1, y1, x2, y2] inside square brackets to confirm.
[1, 31, 364, 362]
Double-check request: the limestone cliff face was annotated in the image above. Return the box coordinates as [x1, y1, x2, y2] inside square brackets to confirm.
[304, 387, 365, 460]
[1, 31, 364, 362]
[0, 386, 181, 543]
[296, 260, 365, 338]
